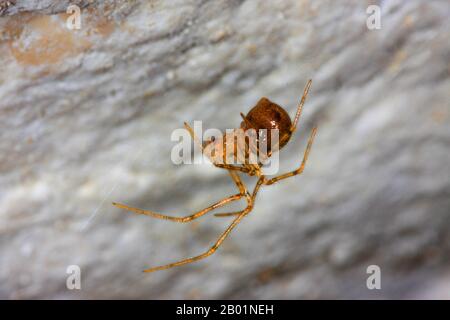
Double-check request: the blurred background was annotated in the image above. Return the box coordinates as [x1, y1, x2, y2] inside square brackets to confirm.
[0, 0, 449, 299]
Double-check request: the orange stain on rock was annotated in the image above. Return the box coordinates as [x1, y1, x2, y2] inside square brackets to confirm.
[388, 49, 407, 74]
[85, 4, 116, 37]
[7, 14, 91, 66]
[92, 17, 115, 37]
[4, 11, 116, 67]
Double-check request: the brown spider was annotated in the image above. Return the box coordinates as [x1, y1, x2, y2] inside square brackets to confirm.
[113, 80, 318, 272]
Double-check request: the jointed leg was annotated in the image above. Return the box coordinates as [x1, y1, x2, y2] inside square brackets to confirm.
[184, 122, 203, 151]
[262, 127, 317, 185]
[214, 170, 252, 217]
[214, 211, 245, 217]
[214, 163, 250, 173]
[291, 79, 312, 133]
[228, 170, 247, 195]
[143, 177, 264, 272]
[112, 193, 242, 223]
[112, 170, 248, 223]
[215, 176, 263, 217]
[143, 208, 250, 272]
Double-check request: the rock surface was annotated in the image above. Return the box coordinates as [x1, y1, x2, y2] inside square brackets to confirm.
[0, 0, 449, 299]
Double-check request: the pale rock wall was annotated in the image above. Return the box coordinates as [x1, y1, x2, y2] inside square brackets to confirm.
[0, 0, 449, 299]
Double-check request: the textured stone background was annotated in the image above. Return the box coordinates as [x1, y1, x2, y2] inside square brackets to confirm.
[0, 0, 449, 299]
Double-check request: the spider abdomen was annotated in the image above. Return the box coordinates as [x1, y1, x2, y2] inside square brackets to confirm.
[241, 97, 293, 150]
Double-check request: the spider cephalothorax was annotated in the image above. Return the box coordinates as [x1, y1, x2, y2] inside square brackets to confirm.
[113, 79, 318, 272]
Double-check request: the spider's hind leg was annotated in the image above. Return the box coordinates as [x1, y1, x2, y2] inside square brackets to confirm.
[143, 177, 264, 272]
[143, 208, 251, 272]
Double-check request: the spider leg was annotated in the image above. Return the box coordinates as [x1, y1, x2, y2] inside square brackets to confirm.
[291, 79, 312, 133]
[112, 194, 242, 223]
[214, 176, 263, 217]
[143, 177, 264, 272]
[213, 211, 244, 217]
[184, 121, 203, 151]
[228, 170, 246, 194]
[262, 127, 317, 185]
[213, 170, 252, 218]
[143, 208, 250, 272]
[112, 170, 247, 223]
[214, 163, 249, 173]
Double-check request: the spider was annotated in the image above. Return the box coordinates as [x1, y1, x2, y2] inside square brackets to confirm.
[113, 79, 318, 272]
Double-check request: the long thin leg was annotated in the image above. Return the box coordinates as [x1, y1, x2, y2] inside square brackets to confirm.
[228, 170, 247, 195]
[184, 121, 203, 151]
[112, 194, 242, 223]
[143, 177, 264, 273]
[213, 170, 252, 217]
[113, 170, 247, 223]
[214, 163, 250, 173]
[143, 209, 250, 272]
[214, 210, 245, 217]
[291, 79, 312, 133]
[214, 176, 263, 217]
[201, 169, 252, 218]
[262, 127, 317, 185]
